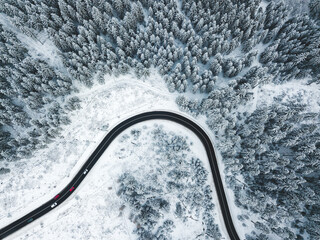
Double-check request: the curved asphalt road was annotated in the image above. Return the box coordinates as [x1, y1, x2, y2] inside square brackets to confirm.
[0, 111, 240, 240]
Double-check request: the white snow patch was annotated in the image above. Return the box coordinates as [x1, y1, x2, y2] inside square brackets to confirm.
[260, 1, 269, 12]
[257, 80, 320, 112]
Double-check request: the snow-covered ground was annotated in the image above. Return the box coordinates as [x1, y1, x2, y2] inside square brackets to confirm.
[13, 121, 227, 240]
[0, 71, 230, 239]
[0, 71, 176, 228]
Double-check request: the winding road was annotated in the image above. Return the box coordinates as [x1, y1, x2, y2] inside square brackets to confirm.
[0, 111, 240, 240]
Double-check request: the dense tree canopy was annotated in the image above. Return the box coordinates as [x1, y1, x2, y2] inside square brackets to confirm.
[0, 0, 319, 239]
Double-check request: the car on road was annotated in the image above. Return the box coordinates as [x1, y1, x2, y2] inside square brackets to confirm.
[54, 194, 60, 200]
[27, 218, 33, 223]
[51, 202, 57, 208]
[69, 187, 75, 192]
[83, 169, 88, 175]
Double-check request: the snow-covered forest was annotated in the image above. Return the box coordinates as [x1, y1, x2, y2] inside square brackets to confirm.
[0, 0, 319, 239]
[116, 124, 222, 239]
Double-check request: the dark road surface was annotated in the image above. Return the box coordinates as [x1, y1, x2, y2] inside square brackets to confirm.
[0, 111, 240, 240]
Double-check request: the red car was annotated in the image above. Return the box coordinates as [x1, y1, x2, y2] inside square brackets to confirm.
[69, 187, 75, 192]
[54, 194, 60, 200]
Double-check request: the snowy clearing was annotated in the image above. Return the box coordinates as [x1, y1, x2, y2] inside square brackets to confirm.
[0, 71, 230, 239]
[0, 71, 177, 228]
[8, 121, 227, 240]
